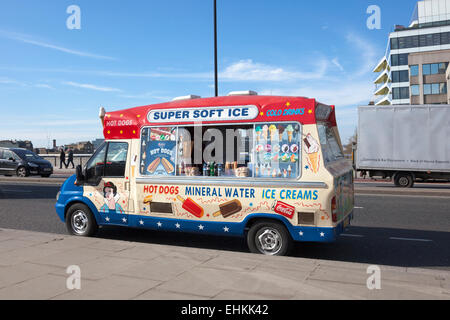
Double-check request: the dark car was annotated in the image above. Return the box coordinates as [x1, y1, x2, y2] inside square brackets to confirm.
[0, 148, 53, 177]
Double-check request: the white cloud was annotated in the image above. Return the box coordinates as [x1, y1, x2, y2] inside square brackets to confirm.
[63, 81, 122, 92]
[0, 30, 116, 61]
[220, 59, 328, 82]
[34, 84, 54, 89]
[345, 32, 380, 77]
[331, 58, 344, 72]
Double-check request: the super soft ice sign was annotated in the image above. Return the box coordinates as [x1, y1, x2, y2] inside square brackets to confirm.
[147, 105, 259, 123]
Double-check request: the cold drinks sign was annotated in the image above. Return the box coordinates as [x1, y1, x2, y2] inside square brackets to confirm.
[147, 105, 259, 123]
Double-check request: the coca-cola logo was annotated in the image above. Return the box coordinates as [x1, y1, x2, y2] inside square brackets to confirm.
[273, 201, 295, 218]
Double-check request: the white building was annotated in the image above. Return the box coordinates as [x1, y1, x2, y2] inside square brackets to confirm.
[374, 0, 450, 105]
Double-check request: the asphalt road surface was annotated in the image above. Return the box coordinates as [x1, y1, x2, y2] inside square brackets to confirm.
[0, 181, 449, 271]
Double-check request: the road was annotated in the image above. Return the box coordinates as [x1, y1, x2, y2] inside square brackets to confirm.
[0, 180, 449, 271]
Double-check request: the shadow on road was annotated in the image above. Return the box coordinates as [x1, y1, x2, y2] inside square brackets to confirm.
[0, 184, 60, 199]
[94, 225, 450, 270]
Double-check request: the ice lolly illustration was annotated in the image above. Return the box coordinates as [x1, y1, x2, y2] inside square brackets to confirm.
[213, 200, 242, 218]
[286, 125, 294, 143]
[176, 195, 204, 218]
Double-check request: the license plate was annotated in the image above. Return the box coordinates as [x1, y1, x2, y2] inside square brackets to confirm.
[44, 168, 51, 171]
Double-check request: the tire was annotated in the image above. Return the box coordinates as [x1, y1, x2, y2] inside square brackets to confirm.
[394, 173, 414, 188]
[16, 167, 28, 177]
[247, 220, 292, 256]
[66, 203, 98, 237]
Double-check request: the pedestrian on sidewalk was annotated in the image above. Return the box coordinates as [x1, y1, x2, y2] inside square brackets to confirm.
[66, 148, 74, 169]
[59, 148, 66, 169]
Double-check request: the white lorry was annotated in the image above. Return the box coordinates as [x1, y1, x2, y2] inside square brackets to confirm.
[356, 105, 450, 187]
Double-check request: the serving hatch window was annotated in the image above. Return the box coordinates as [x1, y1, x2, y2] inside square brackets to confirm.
[140, 123, 301, 179]
[317, 123, 344, 164]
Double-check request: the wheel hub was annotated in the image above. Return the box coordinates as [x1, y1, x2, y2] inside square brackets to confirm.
[72, 211, 88, 234]
[257, 228, 282, 255]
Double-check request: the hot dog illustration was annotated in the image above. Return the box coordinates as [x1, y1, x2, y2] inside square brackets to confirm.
[147, 158, 161, 173]
[161, 157, 174, 174]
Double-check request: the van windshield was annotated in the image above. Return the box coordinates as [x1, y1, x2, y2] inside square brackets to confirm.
[317, 123, 344, 164]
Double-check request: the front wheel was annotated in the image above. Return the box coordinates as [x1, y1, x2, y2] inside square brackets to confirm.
[247, 220, 292, 256]
[66, 203, 98, 237]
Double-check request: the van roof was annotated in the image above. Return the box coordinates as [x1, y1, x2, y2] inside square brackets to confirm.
[102, 95, 336, 140]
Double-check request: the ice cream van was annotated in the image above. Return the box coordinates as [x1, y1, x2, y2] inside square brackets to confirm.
[55, 92, 354, 256]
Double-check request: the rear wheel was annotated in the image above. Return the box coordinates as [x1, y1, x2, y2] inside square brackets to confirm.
[247, 220, 292, 256]
[66, 203, 98, 237]
[16, 167, 28, 177]
[394, 173, 414, 188]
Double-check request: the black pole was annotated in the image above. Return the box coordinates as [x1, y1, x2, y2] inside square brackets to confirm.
[214, 0, 218, 97]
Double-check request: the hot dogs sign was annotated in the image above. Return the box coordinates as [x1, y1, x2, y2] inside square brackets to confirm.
[140, 127, 176, 176]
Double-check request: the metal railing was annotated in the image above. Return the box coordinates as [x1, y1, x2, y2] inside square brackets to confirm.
[38, 154, 92, 168]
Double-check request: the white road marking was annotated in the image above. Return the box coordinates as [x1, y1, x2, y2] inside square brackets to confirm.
[389, 237, 433, 242]
[2, 189, 32, 193]
[354, 207, 364, 209]
[341, 234, 364, 238]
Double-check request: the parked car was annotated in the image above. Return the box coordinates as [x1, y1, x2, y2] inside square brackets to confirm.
[0, 148, 53, 177]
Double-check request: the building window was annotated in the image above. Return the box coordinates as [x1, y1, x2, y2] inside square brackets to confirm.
[411, 85, 420, 96]
[392, 70, 409, 83]
[410, 65, 419, 76]
[438, 63, 448, 74]
[391, 53, 409, 66]
[423, 83, 447, 95]
[423, 63, 448, 76]
[392, 87, 410, 100]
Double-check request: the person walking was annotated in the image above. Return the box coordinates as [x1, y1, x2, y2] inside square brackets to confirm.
[66, 148, 75, 169]
[59, 148, 66, 169]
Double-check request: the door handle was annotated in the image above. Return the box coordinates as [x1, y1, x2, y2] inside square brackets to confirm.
[125, 181, 130, 191]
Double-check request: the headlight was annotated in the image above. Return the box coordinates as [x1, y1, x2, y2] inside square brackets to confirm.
[56, 191, 61, 201]
[28, 162, 39, 167]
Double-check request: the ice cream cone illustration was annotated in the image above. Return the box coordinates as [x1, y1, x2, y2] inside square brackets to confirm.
[131, 155, 137, 177]
[303, 134, 320, 173]
[262, 125, 269, 141]
[278, 125, 285, 141]
[286, 125, 294, 143]
[269, 125, 278, 142]
[255, 126, 262, 142]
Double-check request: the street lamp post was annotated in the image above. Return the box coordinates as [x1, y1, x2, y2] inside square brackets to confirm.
[214, 0, 218, 97]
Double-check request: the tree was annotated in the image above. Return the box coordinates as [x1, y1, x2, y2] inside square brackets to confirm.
[343, 129, 357, 156]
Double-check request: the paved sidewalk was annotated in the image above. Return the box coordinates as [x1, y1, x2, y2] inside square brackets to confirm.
[0, 228, 449, 300]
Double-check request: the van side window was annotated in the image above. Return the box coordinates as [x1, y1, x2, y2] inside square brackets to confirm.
[104, 142, 128, 177]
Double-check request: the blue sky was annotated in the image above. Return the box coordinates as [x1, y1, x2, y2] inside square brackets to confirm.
[0, 0, 417, 148]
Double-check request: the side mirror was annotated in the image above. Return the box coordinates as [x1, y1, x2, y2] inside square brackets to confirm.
[8, 157, 15, 162]
[75, 165, 84, 185]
